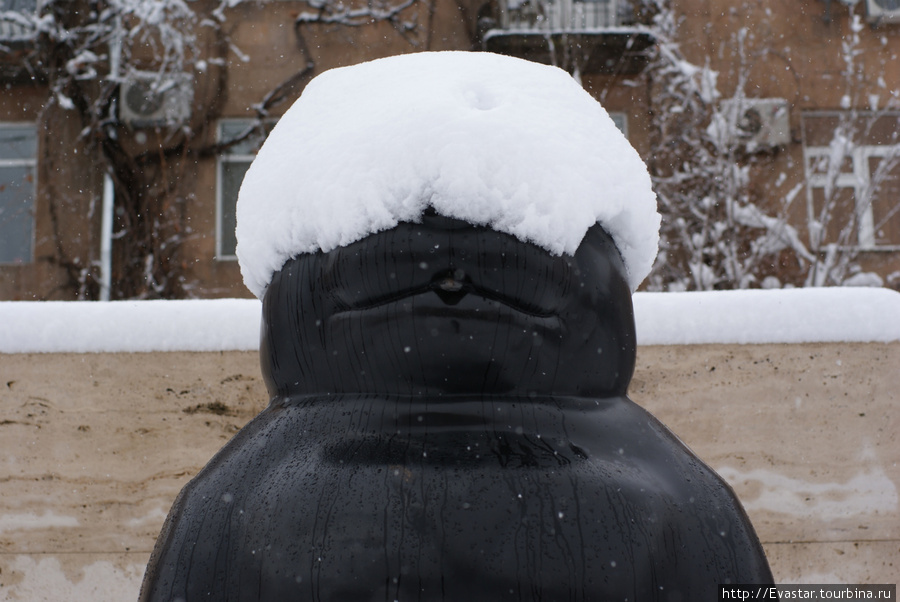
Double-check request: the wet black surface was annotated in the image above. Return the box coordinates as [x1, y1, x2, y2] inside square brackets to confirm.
[141, 216, 772, 601]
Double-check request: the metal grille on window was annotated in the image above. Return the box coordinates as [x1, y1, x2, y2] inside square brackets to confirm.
[0, 0, 38, 41]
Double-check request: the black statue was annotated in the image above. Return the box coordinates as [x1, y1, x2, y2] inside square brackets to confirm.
[141, 211, 772, 601]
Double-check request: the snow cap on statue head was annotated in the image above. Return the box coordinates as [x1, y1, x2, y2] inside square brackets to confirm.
[235, 51, 661, 299]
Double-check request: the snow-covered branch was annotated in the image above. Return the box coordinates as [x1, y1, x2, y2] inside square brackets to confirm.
[0, 0, 436, 299]
[643, 0, 897, 291]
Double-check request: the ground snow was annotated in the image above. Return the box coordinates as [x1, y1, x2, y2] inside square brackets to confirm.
[235, 51, 660, 298]
[1, 288, 898, 353]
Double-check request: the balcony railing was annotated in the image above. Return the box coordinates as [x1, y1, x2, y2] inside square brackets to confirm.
[0, 0, 37, 42]
[482, 0, 652, 74]
[498, 0, 633, 33]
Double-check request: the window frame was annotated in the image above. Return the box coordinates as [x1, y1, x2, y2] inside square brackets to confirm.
[802, 111, 900, 252]
[215, 118, 275, 260]
[608, 111, 628, 137]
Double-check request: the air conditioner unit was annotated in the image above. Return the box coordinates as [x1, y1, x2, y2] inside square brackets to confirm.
[119, 71, 193, 127]
[721, 98, 791, 149]
[866, 0, 900, 23]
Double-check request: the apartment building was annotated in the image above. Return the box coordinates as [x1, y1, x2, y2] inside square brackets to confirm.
[1, 0, 898, 299]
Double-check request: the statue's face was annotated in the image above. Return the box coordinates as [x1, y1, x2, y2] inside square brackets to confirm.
[261, 211, 636, 398]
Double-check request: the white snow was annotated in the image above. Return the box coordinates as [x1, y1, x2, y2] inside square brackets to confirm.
[1, 288, 898, 353]
[235, 51, 660, 298]
[633, 287, 900, 345]
[0, 299, 260, 353]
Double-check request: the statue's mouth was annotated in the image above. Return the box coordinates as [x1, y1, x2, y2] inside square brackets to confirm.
[431, 268, 469, 305]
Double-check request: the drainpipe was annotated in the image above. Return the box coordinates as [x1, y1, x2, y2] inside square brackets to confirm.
[99, 18, 122, 301]
[99, 174, 114, 301]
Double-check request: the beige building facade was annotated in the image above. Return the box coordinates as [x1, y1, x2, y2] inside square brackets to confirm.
[1, 0, 899, 300]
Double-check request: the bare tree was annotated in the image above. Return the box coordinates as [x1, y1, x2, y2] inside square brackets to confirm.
[3, 0, 209, 298]
[800, 13, 900, 287]
[1, 0, 428, 299]
[640, 0, 899, 291]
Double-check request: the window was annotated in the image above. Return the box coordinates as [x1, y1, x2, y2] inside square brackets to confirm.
[0, 123, 37, 264]
[802, 112, 900, 250]
[216, 120, 275, 259]
[609, 112, 627, 137]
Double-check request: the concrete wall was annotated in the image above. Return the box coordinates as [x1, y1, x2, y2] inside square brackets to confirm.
[0, 343, 896, 598]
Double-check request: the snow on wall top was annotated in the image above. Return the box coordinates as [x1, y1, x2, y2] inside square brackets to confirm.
[235, 51, 660, 298]
[2, 289, 899, 353]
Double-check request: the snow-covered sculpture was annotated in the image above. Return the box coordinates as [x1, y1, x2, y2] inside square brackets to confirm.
[141, 52, 772, 601]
